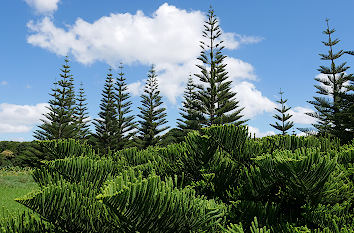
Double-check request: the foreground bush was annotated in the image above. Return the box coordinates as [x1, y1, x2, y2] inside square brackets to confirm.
[0, 125, 353, 232]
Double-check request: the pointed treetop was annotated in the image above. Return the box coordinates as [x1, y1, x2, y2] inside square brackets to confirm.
[270, 89, 294, 135]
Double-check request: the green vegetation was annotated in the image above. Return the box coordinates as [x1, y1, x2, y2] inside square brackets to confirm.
[177, 75, 202, 140]
[307, 19, 353, 143]
[0, 6, 352, 233]
[194, 7, 246, 126]
[136, 65, 169, 149]
[34, 57, 77, 140]
[0, 141, 37, 167]
[74, 82, 91, 140]
[0, 168, 37, 217]
[24, 8, 351, 150]
[0, 125, 353, 232]
[93, 68, 120, 152]
[270, 89, 294, 135]
[115, 63, 137, 150]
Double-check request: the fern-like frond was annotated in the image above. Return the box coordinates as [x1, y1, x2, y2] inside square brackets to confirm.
[97, 171, 225, 233]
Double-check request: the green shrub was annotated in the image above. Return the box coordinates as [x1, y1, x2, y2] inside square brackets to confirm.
[1, 125, 353, 232]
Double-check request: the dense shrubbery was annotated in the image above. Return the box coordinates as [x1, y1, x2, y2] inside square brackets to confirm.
[0, 141, 38, 167]
[0, 125, 353, 232]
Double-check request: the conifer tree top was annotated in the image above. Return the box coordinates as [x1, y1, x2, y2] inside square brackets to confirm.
[270, 89, 294, 135]
[194, 6, 246, 126]
[306, 19, 353, 142]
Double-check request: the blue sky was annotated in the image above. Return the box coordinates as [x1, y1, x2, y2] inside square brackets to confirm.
[0, 0, 353, 141]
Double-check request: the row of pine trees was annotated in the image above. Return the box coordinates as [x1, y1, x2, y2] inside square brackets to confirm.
[34, 9, 353, 148]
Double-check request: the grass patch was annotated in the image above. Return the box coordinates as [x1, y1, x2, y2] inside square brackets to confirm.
[0, 167, 37, 218]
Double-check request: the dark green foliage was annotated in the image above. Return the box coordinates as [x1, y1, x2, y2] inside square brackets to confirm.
[16, 182, 112, 233]
[4, 139, 226, 232]
[15, 142, 44, 168]
[93, 69, 119, 152]
[97, 171, 225, 233]
[339, 50, 354, 141]
[270, 89, 294, 135]
[158, 128, 184, 146]
[115, 63, 137, 150]
[0, 141, 37, 167]
[36, 139, 96, 160]
[17, 139, 96, 168]
[3, 125, 353, 232]
[177, 75, 202, 139]
[137, 65, 169, 149]
[74, 82, 90, 140]
[307, 20, 354, 143]
[0, 211, 59, 233]
[34, 57, 77, 140]
[194, 7, 246, 126]
[222, 217, 270, 233]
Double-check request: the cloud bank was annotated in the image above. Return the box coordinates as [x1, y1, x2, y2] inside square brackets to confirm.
[25, 0, 61, 14]
[0, 103, 48, 133]
[25, 3, 314, 129]
[27, 3, 263, 103]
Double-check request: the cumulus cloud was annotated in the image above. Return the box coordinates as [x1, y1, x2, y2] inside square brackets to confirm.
[0, 103, 48, 133]
[225, 57, 257, 81]
[27, 3, 264, 104]
[288, 106, 316, 125]
[27, 4, 205, 65]
[127, 81, 144, 96]
[27, 4, 262, 66]
[221, 33, 263, 50]
[248, 126, 275, 138]
[25, 0, 61, 14]
[233, 81, 276, 118]
[156, 60, 198, 103]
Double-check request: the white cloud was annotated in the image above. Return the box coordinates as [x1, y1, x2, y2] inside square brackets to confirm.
[0, 124, 31, 134]
[27, 3, 264, 104]
[156, 60, 198, 103]
[27, 4, 263, 66]
[27, 4, 205, 65]
[225, 57, 257, 81]
[288, 106, 316, 125]
[248, 126, 275, 138]
[233, 81, 276, 118]
[0, 103, 49, 133]
[221, 32, 263, 50]
[127, 81, 144, 96]
[0, 81, 8, 86]
[25, 0, 61, 14]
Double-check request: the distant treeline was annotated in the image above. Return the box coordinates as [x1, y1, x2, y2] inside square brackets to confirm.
[31, 10, 353, 149]
[0, 141, 35, 167]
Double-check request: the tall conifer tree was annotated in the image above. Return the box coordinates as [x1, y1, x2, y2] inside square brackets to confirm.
[307, 20, 353, 142]
[137, 65, 169, 149]
[115, 63, 137, 150]
[194, 7, 246, 127]
[177, 75, 202, 135]
[34, 57, 77, 140]
[339, 51, 354, 141]
[93, 69, 118, 152]
[270, 89, 294, 135]
[74, 82, 90, 140]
